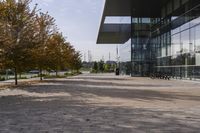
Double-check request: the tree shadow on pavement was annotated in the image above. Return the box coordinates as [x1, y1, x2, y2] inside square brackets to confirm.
[15, 79, 200, 102]
[0, 94, 200, 133]
[1, 76, 200, 132]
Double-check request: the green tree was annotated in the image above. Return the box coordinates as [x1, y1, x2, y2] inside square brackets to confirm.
[0, 0, 38, 85]
[0, 0, 82, 85]
[45, 33, 65, 76]
[31, 12, 56, 80]
[70, 51, 82, 72]
[98, 60, 104, 73]
[93, 61, 98, 73]
[104, 63, 111, 72]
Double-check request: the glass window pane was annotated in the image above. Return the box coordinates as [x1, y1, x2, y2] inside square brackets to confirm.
[190, 27, 195, 52]
[181, 29, 190, 53]
[174, 0, 180, 10]
[182, 0, 188, 4]
[172, 33, 181, 56]
[167, 1, 172, 15]
[190, 17, 200, 27]
[162, 7, 166, 18]
[195, 25, 200, 52]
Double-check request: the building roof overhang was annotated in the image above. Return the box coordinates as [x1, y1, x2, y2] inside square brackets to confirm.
[98, 24, 131, 44]
[97, 0, 168, 44]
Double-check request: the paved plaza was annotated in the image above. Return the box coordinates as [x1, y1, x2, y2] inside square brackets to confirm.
[0, 73, 200, 133]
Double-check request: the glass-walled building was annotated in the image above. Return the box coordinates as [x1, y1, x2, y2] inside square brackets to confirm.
[97, 0, 200, 80]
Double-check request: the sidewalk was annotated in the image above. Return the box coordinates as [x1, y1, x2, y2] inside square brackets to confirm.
[0, 77, 40, 87]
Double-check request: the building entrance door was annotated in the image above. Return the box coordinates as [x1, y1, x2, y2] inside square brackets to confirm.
[132, 62, 147, 77]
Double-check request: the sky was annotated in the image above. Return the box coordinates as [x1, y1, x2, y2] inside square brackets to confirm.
[30, 0, 118, 62]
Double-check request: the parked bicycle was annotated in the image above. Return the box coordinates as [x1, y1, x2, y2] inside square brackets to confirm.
[150, 72, 171, 80]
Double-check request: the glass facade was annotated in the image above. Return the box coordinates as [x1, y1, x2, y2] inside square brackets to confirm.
[119, 0, 200, 80]
[131, 18, 152, 76]
[119, 39, 131, 75]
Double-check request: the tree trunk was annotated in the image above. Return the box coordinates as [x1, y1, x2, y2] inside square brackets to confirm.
[40, 69, 43, 81]
[14, 67, 18, 85]
[56, 65, 59, 76]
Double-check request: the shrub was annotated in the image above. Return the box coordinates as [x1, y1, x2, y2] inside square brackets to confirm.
[65, 71, 82, 76]
[19, 76, 28, 79]
[44, 75, 66, 79]
[0, 77, 5, 81]
[90, 69, 98, 73]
